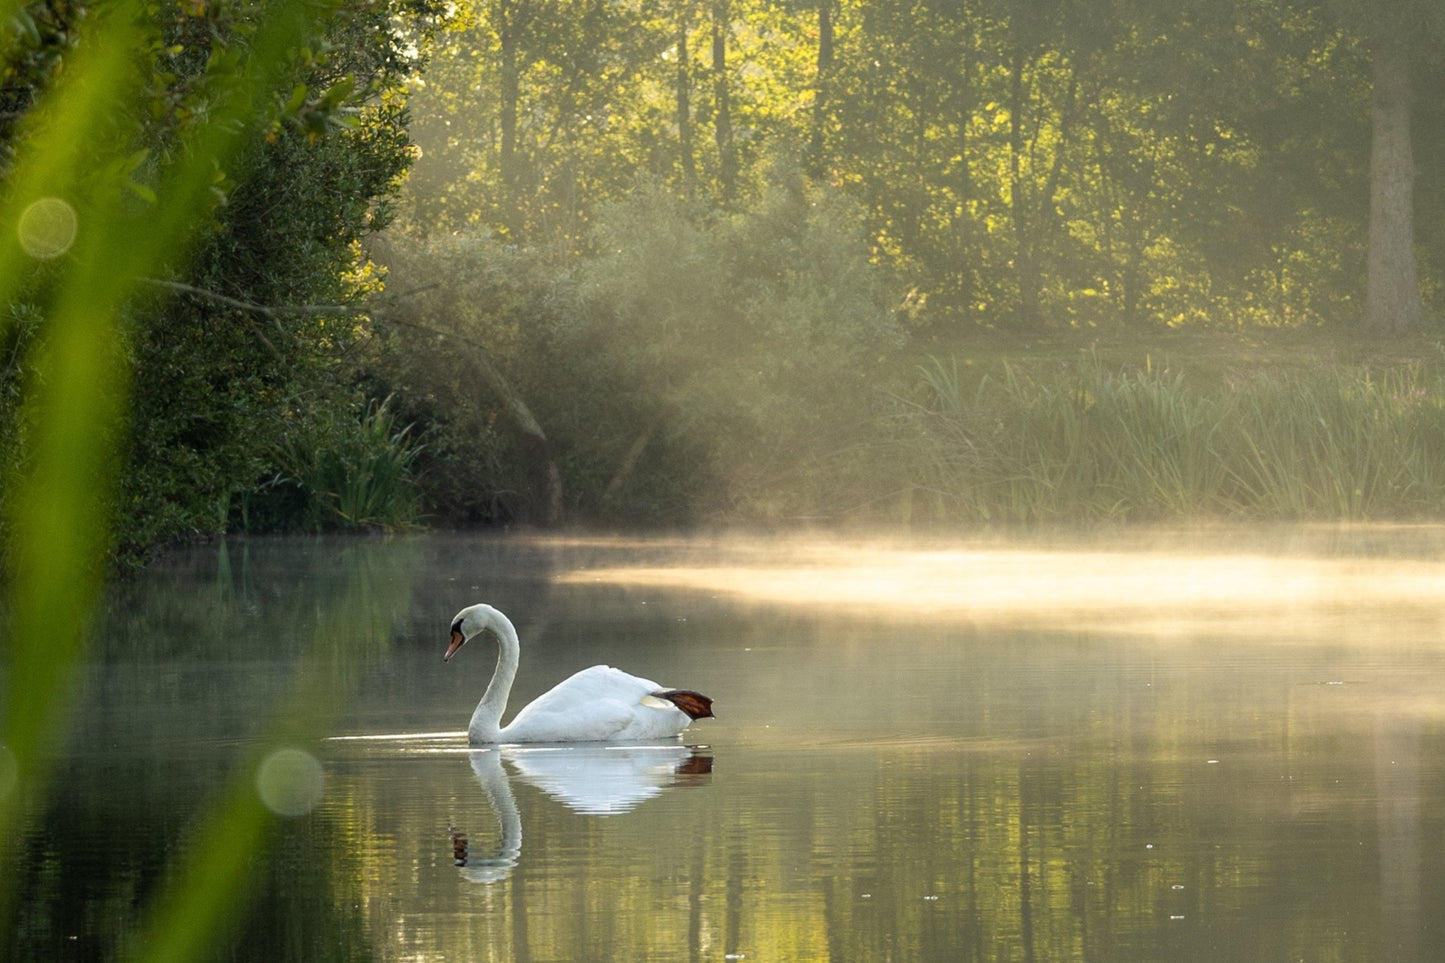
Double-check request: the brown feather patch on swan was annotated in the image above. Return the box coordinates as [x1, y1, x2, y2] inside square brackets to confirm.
[656, 689, 715, 720]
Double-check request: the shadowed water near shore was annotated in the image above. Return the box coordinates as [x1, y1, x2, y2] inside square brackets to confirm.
[10, 528, 1445, 961]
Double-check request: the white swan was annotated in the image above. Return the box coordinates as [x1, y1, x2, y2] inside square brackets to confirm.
[444, 602, 714, 744]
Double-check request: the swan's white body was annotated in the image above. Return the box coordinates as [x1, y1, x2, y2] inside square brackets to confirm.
[446, 603, 713, 744]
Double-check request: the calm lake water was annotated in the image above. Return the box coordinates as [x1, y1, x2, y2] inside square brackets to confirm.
[9, 528, 1445, 961]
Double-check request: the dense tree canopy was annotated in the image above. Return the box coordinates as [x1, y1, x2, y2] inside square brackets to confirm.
[6, 0, 1445, 557]
[397, 0, 1440, 331]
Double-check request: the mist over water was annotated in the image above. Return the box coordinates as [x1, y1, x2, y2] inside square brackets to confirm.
[14, 527, 1445, 961]
[557, 526, 1445, 641]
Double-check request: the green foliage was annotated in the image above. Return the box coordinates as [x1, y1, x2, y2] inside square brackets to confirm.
[881, 354, 1445, 524]
[0, 302, 41, 486]
[372, 0, 1445, 529]
[1, 0, 439, 560]
[572, 161, 898, 516]
[398, 0, 1406, 330]
[361, 232, 564, 523]
[371, 155, 898, 522]
[254, 396, 423, 532]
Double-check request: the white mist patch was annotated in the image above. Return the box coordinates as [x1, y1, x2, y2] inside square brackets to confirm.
[17, 197, 78, 259]
[551, 531, 1445, 643]
[256, 747, 325, 816]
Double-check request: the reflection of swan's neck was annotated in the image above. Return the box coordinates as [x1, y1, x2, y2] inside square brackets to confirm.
[462, 749, 522, 883]
[470, 613, 520, 742]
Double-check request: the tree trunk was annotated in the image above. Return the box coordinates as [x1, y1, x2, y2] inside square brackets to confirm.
[676, 4, 696, 192]
[1365, 30, 1421, 334]
[602, 412, 663, 506]
[808, 0, 834, 176]
[464, 349, 563, 525]
[497, 0, 523, 239]
[712, 0, 737, 201]
[1009, 48, 1042, 328]
[948, 46, 974, 319]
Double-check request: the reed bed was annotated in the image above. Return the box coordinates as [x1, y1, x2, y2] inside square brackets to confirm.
[891, 355, 1445, 524]
[267, 397, 422, 531]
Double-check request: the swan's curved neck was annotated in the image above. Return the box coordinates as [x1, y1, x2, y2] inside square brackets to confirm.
[469, 611, 520, 743]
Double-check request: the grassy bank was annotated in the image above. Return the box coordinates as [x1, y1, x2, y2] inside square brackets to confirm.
[869, 329, 1445, 525]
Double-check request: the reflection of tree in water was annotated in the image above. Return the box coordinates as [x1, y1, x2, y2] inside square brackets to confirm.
[1376, 717, 1421, 960]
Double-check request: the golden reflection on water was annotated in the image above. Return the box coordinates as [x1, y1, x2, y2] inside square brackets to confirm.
[552, 530, 1445, 643]
[32, 531, 1443, 963]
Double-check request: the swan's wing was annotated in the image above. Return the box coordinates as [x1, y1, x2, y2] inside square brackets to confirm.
[501, 665, 686, 742]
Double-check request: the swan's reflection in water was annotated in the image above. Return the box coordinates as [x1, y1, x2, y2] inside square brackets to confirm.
[453, 744, 713, 883]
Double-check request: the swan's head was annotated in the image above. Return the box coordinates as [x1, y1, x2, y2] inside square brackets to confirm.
[444, 603, 505, 662]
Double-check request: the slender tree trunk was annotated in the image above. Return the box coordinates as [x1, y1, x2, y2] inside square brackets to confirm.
[602, 411, 663, 506]
[1089, 119, 1123, 322]
[1366, 29, 1421, 334]
[1036, 71, 1077, 219]
[712, 0, 737, 201]
[498, 0, 523, 239]
[949, 46, 974, 318]
[1009, 48, 1042, 328]
[676, 4, 696, 192]
[808, 0, 834, 176]
[465, 350, 563, 525]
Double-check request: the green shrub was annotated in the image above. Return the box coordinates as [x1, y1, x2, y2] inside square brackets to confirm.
[244, 397, 423, 532]
[360, 233, 560, 524]
[560, 157, 900, 519]
[369, 153, 900, 524]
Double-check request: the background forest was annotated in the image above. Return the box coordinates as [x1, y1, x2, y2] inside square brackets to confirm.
[5, 0, 1445, 562]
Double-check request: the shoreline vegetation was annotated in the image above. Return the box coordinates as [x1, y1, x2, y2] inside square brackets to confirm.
[201, 325, 1445, 545]
[120, 326, 1445, 564]
[883, 330, 1445, 526]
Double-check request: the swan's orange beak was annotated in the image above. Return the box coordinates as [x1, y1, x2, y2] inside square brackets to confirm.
[443, 628, 465, 662]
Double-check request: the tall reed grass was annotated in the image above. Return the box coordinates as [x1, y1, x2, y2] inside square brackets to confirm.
[893, 355, 1445, 524]
[264, 396, 423, 532]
